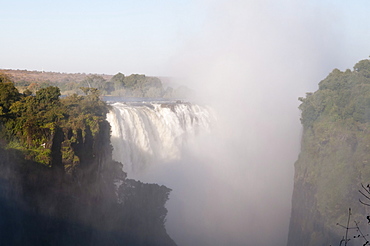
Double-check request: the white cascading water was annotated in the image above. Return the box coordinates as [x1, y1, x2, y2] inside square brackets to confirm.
[106, 101, 215, 176]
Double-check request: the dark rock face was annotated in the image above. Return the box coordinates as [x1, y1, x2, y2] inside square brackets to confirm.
[0, 120, 176, 246]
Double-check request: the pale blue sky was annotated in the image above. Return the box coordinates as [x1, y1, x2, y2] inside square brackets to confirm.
[0, 0, 206, 75]
[1, 0, 370, 76]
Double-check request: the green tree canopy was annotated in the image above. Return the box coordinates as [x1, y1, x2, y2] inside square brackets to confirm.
[354, 59, 370, 78]
[0, 72, 12, 83]
[0, 73, 20, 115]
[36, 86, 61, 105]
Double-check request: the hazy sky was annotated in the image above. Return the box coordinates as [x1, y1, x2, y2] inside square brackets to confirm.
[1, 0, 205, 75]
[1, 0, 370, 76]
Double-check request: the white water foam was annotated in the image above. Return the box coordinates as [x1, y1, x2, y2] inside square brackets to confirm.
[106, 101, 215, 177]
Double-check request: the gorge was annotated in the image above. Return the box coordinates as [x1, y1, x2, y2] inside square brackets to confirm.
[106, 96, 296, 246]
[3, 59, 370, 246]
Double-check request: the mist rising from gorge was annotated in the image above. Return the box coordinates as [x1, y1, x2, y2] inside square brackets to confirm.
[108, 1, 365, 246]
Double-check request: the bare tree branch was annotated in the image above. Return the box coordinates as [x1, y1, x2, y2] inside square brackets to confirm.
[359, 189, 370, 201]
[361, 183, 370, 195]
[359, 199, 370, 207]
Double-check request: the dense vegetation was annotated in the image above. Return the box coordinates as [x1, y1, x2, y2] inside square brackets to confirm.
[0, 69, 192, 98]
[0, 74, 175, 245]
[288, 59, 370, 246]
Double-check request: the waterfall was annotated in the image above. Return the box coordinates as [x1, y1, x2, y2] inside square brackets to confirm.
[106, 101, 215, 176]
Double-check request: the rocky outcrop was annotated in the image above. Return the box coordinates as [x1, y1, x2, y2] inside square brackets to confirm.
[0, 117, 176, 245]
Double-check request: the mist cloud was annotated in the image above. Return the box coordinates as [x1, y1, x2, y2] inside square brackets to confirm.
[140, 1, 358, 245]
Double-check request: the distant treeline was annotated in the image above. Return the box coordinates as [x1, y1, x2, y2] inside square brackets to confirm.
[0, 69, 193, 99]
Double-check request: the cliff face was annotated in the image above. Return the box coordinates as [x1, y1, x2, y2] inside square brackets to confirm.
[0, 82, 175, 245]
[287, 60, 370, 246]
[0, 120, 175, 246]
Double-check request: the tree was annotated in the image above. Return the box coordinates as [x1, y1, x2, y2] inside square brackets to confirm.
[103, 82, 114, 95]
[79, 87, 101, 99]
[0, 72, 12, 83]
[36, 86, 61, 105]
[124, 74, 145, 88]
[82, 75, 106, 90]
[0, 74, 20, 114]
[354, 59, 370, 78]
[110, 72, 125, 90]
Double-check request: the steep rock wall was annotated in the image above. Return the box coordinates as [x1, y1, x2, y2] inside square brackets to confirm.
[287, 60, 370, 246]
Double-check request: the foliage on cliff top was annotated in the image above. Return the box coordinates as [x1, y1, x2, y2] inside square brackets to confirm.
[299, 60, 370, 129]
[0, 73, 109, 167]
